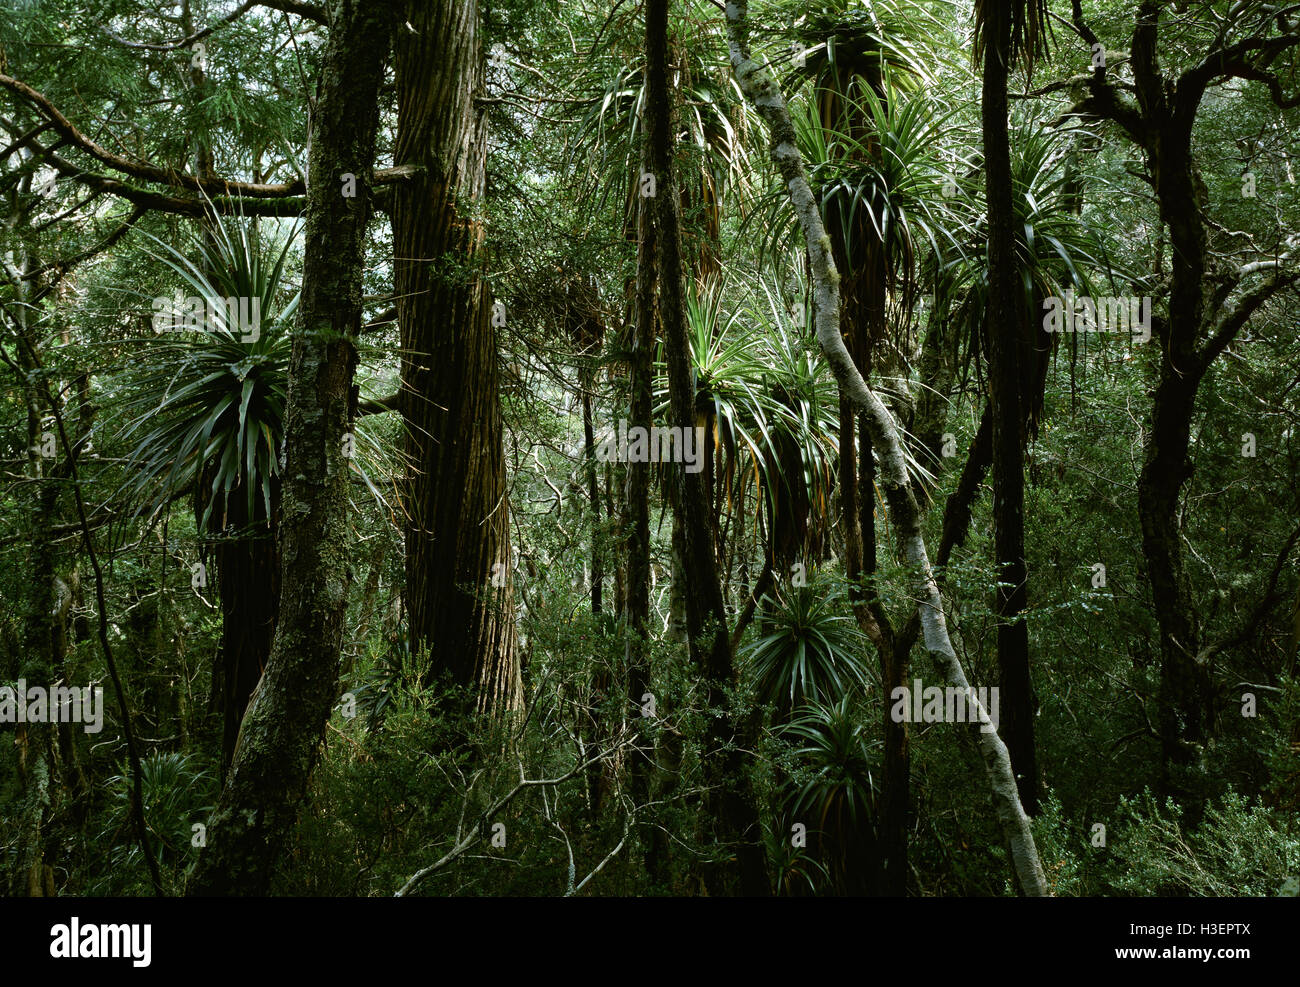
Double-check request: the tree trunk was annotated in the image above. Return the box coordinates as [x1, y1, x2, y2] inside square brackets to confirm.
[856, 404, 908, 894]
[1142, 125, 1211, 814]
[647, 0, 768, 896]
[907, 301, 956, 498]
[186, 0, 392, 895]
[838, 394, 906, 894]
[17, 449, 61, 896]
[626, 145, 656, 866]
[582, 387, 605, 616]
[981, 0, 1038, 816]
[394, 0, 521, 717]
[9, 225, 61, 896]
[580, 382, 610, 818]
[213, 490, 279, 779]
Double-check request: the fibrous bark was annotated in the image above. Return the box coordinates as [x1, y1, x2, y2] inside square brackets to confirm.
[394, 0, 521, 717]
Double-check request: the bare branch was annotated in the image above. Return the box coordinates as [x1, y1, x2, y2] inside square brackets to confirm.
[27, 205, 148, 305]
[569, 800, 634, 896]
[394, 731, 636, 897]
[357, 392, 401, 416]
[258, 0, 328, 24]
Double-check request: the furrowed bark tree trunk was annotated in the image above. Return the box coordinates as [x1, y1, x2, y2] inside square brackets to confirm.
[981, 0, 1038, 816]
[394, 0, 521, 717]
[724, 0, 1049, 896]
[186, 0, 392, 896]
[647, 0, 769, 896]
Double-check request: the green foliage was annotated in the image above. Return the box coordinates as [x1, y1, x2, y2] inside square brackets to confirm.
[782, 694, 880, 834]
[92, 753, 215, 895]
[944, 120, 1116, 383]
[3, 0, 1299, 902]
[346, 626, 419, 732]
[107, 217, 299, 530]
[1032, 788, 1300, 897]
[1109, 791, 1300, 897]
[742, 576, 871, 712]
[754, 73, 966, 298]
[570, 0, 754, 209]
[655, 278, 842, 527]
[764, 822, 831, 896]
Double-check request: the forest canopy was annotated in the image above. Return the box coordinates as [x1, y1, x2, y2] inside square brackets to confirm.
[1, 0, 1298, 900]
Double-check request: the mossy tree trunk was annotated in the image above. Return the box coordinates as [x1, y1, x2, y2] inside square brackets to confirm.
[187, 0, 393, 896]
[210, 484, 279, 780]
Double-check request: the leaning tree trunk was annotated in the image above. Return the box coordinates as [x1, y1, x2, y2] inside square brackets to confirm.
[981, 0, 1038, 816]
[647, 0, 769, 897]
[724, 0, 1049, 897]
[186, 0, 392, 896]
[394, 0, 520, 717]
